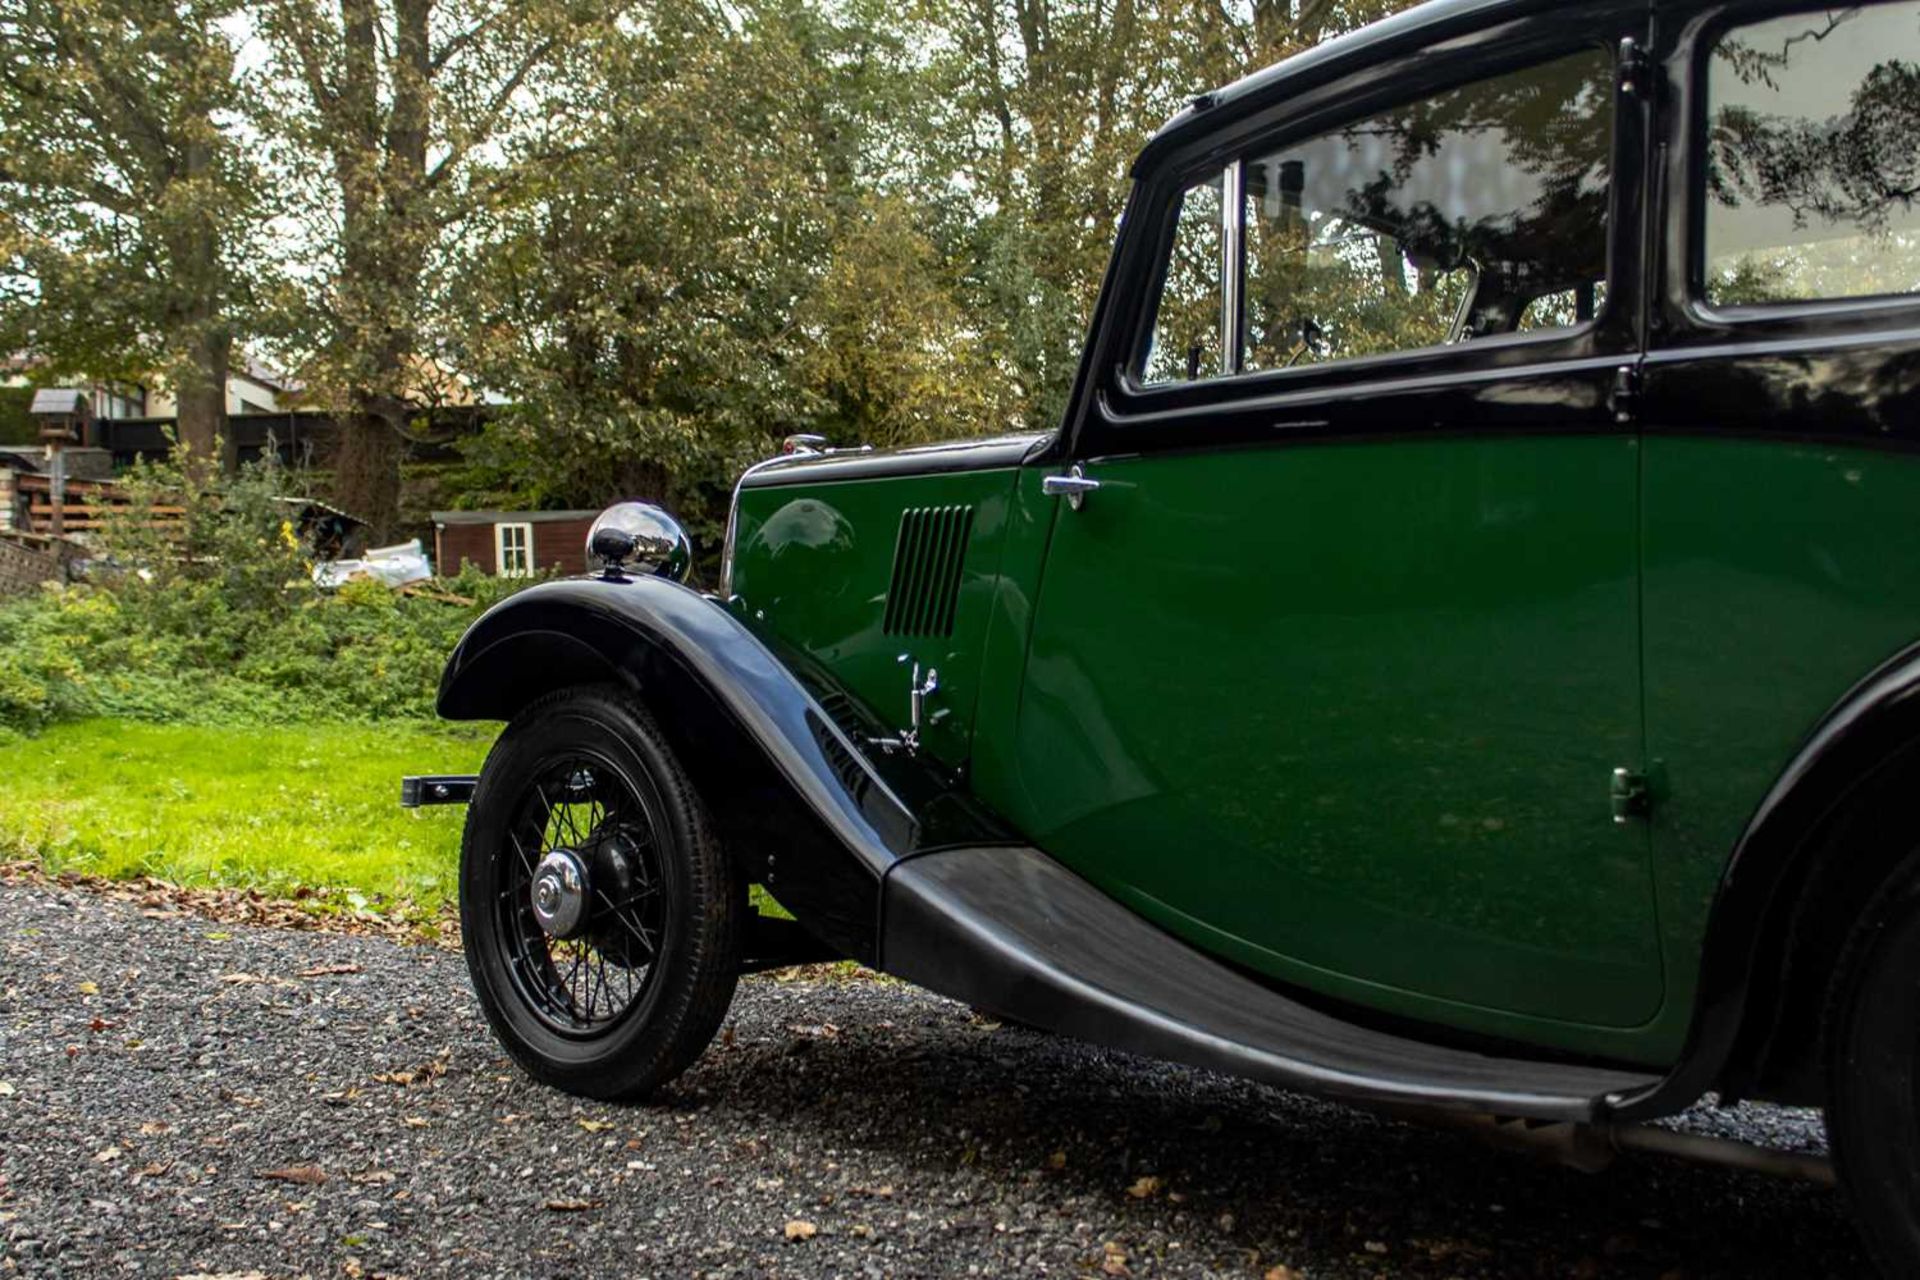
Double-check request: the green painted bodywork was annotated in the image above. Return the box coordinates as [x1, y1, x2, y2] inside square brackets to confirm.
[726, 433, 1920, 1067]
[725, 468, 1021, 768]
[1641, 435, 1920, 1060]
[990, 441, 1663, 1061]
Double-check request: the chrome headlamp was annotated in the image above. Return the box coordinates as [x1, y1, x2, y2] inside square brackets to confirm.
[585, 502, 691, 582]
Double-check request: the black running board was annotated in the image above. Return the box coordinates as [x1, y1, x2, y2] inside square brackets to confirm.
[879, 846, 1660, 1122]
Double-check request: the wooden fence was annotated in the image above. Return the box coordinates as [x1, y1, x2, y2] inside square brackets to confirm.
[10, 473, 185, 536]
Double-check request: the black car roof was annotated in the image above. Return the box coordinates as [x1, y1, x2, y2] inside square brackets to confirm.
[1133, 0, 1606, 175]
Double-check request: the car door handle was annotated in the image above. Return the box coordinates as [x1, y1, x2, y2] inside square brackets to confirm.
[1042, 465, 1101, 510]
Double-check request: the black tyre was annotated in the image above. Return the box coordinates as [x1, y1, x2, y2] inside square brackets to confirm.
[459, 685, 740, 1100]
[1826, 850, 1920, 1276]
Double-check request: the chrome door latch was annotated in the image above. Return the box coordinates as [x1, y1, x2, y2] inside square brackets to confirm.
[1042, 464, 1102, 511]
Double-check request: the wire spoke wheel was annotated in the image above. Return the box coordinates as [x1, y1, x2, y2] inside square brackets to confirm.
[495, 753, 668, 1036]
[460, 686, 741, 1100]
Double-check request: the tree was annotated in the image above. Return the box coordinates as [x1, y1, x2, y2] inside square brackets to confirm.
[0, 0, 254, 465]
[445, 0, 982, 541]
[254, 0, 616, 535]
[909, 0, 1410, 431]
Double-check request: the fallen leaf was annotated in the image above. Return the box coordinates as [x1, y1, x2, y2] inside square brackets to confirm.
[174, 1272, 269, 1280]
[1125, 1175, 1161, 1200]
[94, 1146, 122, 1163]
[136, 1161, 170, 1177]
[1100, 1241, 1130, 1277]
[77, 980, 99, 995]
[850, 1223, 874, 1239]
[850, 1184, 894, 1198]
[786, 1022, 841, 1039]
[372, 1072, 416, 1086]
[348, 1169, 397, 1185]
[257, 1166, 326, 1186]
[402, 1117, 429, 1128]
[87, 1017, 116, 1033]
[544, 1198, 600, 1212]
[296, 963, 361, 978]
[0, 1081, 14, 1098]
[1264, 1267, 1300, 1280]
[784, 1219, 818, 1242]
[576, 1118, 614, 1132]
[1047, 1150, 1067, 1170]
[204, 932, 232, 941]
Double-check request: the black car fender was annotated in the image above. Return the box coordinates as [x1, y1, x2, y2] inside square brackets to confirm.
[437, 576, 927, 963]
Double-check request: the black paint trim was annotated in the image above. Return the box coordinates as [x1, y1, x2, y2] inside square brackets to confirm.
[881, 845, 1660, 1120]
[435, 576, 1014, 962]
[1080, 5, 1651, 461]
[1135, 0, 1643, 173]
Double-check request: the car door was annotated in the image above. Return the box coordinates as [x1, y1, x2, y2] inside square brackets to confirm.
[1639, 0, 1920, 1053]
[1004, 12, 1665, 1052]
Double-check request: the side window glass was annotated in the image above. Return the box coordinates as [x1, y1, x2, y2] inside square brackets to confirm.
[1142, 175, 1224, 383]
[1242, 49, 1615, 372]
[1704, 3, 1920, 306]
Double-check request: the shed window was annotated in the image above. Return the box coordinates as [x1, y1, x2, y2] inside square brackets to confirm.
[496, 522, 534, 577]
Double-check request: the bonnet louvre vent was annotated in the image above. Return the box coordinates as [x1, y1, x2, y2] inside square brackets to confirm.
[882, 505, 974, 637]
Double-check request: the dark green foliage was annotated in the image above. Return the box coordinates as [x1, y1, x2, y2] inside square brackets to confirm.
[0, 454, 521, 733]
[0, 386, 32, 444]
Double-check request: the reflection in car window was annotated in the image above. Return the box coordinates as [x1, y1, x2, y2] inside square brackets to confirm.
[1519, 281, 1609, 332]
[1705, 3, 1920, 306]
[1242, 49, 1615, 372]
[1143, 175, 1224, 384]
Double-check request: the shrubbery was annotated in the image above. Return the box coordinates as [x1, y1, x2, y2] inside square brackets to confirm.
[0, 453, 525, 734]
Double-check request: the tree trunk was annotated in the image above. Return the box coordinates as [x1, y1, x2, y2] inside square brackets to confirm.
[167, 127, 233, 475]
[320, 0, 428, 543]
[172, 326, 233, 474]
[334, 398, 403, 538]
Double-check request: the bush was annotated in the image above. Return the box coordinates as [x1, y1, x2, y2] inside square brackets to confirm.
[0, 452, 528, 733]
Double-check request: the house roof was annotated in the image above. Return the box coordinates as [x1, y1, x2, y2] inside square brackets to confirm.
[237, 356, 304, 395]
[29, 388, 89, 415]
[431, 509, 602, 525]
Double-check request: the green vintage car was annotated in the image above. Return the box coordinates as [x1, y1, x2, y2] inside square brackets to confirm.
[409, 0, 1920, 1268]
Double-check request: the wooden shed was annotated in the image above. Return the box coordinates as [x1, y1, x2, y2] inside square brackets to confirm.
[431, 509, 600, 577]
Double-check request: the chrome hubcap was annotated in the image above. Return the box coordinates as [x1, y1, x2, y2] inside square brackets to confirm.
[531, 848, 589, 939]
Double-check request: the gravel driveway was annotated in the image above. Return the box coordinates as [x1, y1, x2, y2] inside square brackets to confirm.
[0, 880, 1866, 1278]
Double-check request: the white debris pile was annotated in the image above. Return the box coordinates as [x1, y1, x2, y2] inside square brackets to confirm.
[313, 538, 433, 589]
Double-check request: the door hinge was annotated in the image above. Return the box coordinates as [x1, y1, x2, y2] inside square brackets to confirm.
[1611, 767, 1651, 824]
[1617, 36, 1654, 99]
[1609, 364, 1642, 426]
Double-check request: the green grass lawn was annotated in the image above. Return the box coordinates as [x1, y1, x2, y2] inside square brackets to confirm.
[0, 719, 497, 911]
